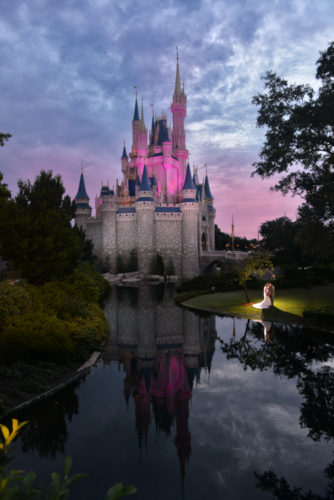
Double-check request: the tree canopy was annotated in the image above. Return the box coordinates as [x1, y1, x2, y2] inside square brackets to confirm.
[0, 170, 92, 284]
[0, 132, 11, 147]
[252, 41, 334, 227]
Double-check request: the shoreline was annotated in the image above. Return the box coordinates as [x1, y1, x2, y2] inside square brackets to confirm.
[2, 351, 102, 419]
[181, 299, 334, 334]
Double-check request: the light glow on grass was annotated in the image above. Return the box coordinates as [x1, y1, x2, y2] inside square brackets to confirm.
[185, 284, 334, 324]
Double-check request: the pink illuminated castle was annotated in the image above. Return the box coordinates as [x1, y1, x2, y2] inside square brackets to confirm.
[75, 53, 216, 279]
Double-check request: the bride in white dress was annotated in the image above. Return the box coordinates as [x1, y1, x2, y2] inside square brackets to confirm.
[252, 283, 272, 309]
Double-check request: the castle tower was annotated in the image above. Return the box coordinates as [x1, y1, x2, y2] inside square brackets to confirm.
[136, 165, 155, 274]
[204, 173, 216, 250]
[171, 50, 188, 189]
[131, 92, 141, 157]
[74, 170, 92, 230]
[100, 188, 117, 272]
[180, 164, 199, 278]
[138, 99, 148, 159]
[121, 141, 129, 176]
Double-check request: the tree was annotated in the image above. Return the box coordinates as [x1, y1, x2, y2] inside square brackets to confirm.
[252, 41, 334, 227]
[259, 216, 304, 266]
[215, 224, 258, 251]
[237, 251, 273, 302]
[0, 171, 11, 200]
[0, 132, 11, 147]
[0, 170, 85, 284]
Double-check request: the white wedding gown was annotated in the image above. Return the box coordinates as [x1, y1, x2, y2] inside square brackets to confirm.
[252, 287, 272, 309]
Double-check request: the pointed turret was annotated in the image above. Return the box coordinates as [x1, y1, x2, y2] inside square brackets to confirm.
[75, 170, 90, 201]
[151, 174, 157, 187]
[171, 48, 187, 183]
[121, 142, 128, 159]
[133, 94, 139, 121]
[140, 99, 145, 130]
[204, 174, 213, 200]
[74, 169, 92, 229]
[174, 47, 182, 97]
[150, 112, 155, 145]
[139, 164, 152, 192]
[182, 163, 196, 191]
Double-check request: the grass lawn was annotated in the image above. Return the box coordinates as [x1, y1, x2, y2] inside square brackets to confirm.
[183, 283, 334, 325]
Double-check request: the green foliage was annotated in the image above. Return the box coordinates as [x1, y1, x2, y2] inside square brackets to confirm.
[0, 269, 109, 365]
[105, 483, 137, 500]
[0, 171, 11, 200]
[215, 224, 257, 251]
[0, 170, 92, 284]
[252, 41, 334, 233]
[0, 133, 11, 147]
[0, 311, 73, 360]
[237, 251, 273, 302]
[0, 283, 32, 323]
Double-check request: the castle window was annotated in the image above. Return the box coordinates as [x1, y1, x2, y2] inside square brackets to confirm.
[201, 233, 207, 251]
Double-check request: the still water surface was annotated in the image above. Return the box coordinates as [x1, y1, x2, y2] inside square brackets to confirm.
[10, 285, 334, 499]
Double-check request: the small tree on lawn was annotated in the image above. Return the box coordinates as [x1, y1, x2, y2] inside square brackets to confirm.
[237, 251, 273, 303]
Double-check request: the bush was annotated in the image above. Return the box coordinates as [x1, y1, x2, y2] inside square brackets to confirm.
[0, 310, 74, 360]
[0, 283, 32, 322]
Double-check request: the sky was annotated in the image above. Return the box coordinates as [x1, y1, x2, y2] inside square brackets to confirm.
[1, 0, 333, 238]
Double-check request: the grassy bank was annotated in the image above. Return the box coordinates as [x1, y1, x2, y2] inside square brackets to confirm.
[182, 283, 334, 327]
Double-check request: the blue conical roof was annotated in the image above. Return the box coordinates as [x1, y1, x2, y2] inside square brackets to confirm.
[135, 174, 141, 186]
[133, 97, 139, 121]
[121, 144, 128, 159]
[139, 165, 152, 192]
[182, 163, 196, 190]
[75, 172, 89, 200]
[204, 174, 213, 199]
[151, 174, 157, 186]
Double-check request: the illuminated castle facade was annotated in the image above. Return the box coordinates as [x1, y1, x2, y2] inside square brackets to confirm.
[74, 55, 216, 278]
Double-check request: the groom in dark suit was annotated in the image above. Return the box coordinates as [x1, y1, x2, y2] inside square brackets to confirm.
[268, 282, 275, 306]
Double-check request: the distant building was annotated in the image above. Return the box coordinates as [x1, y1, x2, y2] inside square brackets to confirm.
[74, 54, 216, 279]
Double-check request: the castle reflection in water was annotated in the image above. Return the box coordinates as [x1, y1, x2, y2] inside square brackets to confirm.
[103, 284, 217, 482]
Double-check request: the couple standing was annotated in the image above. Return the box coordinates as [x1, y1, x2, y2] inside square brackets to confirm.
[252, 282, 275, 309]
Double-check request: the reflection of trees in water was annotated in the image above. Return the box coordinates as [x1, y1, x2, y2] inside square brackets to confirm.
[220, 322, 334, 378]
[219, 321, 334, 499]
[298, 367, 334, 442]
[18, 379, 82, 457]
[255, 464, 334, 500]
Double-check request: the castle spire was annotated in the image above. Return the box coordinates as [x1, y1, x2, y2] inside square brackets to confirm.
[75, 170, 89, 200]
[121, 140, 128, 159]
[140, 98, 145, 129]
[182, 163, 196, 191]
[133, 89, 139, 121]
[174, 47, 182, 96]
[204, 173, 213, 200]
[139, 164, 152, 192]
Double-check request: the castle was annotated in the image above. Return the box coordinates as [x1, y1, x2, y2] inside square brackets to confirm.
[74, 54, 216, 279]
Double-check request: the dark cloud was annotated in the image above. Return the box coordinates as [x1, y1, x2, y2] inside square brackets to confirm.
[1, 0, 333, 236]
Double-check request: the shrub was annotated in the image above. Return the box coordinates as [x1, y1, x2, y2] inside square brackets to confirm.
[0, 283, 32, 323]
[0, 311, 74, 360]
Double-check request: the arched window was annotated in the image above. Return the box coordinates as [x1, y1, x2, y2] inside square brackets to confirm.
[201, 233, 207, 251]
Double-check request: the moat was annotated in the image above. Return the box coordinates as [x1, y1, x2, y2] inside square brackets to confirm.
[8, 285, 334, 499]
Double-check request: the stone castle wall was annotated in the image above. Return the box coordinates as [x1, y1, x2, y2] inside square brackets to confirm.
[78, 199, 214, 278]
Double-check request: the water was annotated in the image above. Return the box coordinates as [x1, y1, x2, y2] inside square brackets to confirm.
[7, 285, 334, 499]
